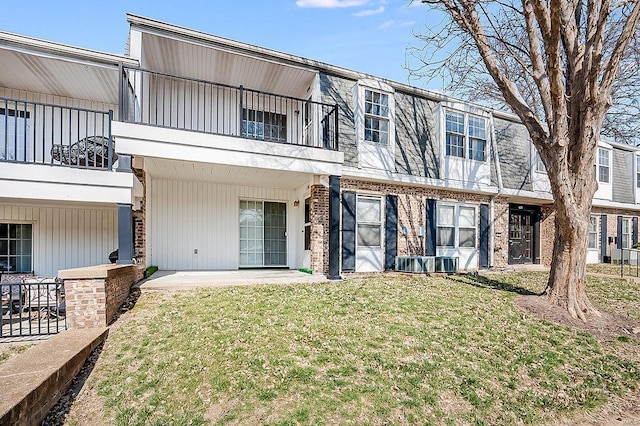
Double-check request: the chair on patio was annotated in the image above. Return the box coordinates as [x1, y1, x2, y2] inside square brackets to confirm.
[22, 277, 65, 320]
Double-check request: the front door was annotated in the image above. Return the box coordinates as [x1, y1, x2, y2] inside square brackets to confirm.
[239, 200, 287, 267]
[508, 211, 533, 264]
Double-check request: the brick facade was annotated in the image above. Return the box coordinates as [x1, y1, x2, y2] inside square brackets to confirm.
[60, 264, 144, 329]
[133, 167, 146, 264]
[310, 184, 329, 273]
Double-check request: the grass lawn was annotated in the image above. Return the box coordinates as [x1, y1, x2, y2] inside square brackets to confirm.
[67, 272, 639, 425]
[587, 262, 640, 278]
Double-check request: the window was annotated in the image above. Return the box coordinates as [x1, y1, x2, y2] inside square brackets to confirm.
[437, 204, 476, 248]
[588, 216, 599, 249]
[0, 107, 31, 162]
[597, 148, 610, 183]
[242, 109, 287, 143]
[534, 148, 546, 173]
[636, 156, 640, 189]
[445, 110, 487, 161]
[0, 223, 32, 273]
[364, 89, 389, 144]
[621, 217, 631, 249]
[357, 197, 381, 247]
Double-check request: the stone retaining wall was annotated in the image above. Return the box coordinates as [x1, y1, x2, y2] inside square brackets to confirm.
[58, 264, 144, 329]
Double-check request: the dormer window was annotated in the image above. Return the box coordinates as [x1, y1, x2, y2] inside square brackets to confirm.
[445, 110, 486, 161]
[364, 90, 389, 144]
[597, 148, 610, 184]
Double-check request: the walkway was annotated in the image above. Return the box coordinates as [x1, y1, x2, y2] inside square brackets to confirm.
[135, 269, 328, 291]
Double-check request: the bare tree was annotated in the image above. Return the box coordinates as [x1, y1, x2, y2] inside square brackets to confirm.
[411, 0, 640, 320]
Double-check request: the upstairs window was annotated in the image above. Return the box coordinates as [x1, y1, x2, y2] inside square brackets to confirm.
[242, 109, 287, 143]
[597, 148, 610, 183]
[636, 156, 640, 189]
[0, 107, 31, 162]
[445, 110, 487, 161]
[533, 148, 546, 173]
[364, 90, 389, 144]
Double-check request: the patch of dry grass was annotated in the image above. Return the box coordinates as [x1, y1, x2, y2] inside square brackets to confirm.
[66, 273, 639, 425]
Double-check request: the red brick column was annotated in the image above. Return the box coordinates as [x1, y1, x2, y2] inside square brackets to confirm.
[310, 184, 329, 274]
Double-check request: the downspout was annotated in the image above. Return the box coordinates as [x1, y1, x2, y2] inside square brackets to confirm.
[489, 114, 504, 268]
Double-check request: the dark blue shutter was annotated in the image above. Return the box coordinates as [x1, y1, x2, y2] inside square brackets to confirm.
[425, 199, 437, 256]
[600, 214, 607, 261]
[341, 191, 356, 272]
[617, 216, 623, 249]
[633, 217, 638, 246]
[385, 195, 398, 270]
[479, 204, 489, 268]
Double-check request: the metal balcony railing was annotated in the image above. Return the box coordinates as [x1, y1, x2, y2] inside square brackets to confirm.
[119, 66, 339, 151]
[0, 97, 114, 170]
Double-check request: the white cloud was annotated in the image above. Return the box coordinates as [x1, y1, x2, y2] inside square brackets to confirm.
[296, 0, 369, 8]
[353, 6, 385, 16]
[378, 19, 415, 29]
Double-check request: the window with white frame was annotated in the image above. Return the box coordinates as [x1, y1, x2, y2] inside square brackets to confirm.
[533, 148, 546, 173]
[437, 204, 477, 248]
[364, 89, 389, 144]
[597, 148, 610, 183]
[0, 108, 31, 161]
[445, 110, 487, 161]
[357, 196, 382, 248]
[0, 223, 32, 273]
[621, 217, 631, 249]
[636, 155, 640, 189]
[588, 216, 599, 249]
[241, 109, 287, 143]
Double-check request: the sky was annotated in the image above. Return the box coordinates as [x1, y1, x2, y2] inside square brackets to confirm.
[0, 0, 443, 90]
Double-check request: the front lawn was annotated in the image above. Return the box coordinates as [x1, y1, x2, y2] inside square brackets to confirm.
[67, 272, 639, 425]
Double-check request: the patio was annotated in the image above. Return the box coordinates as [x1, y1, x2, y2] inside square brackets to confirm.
[135, 269, 329, 291]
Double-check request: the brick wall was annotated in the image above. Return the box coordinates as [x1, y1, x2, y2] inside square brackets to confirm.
[540, 206, 556, 266]
[493, 201, 510, 268]
[60, 264, 144, 329]
[133, 167, 146, 264]
[310, 185, 329, 273]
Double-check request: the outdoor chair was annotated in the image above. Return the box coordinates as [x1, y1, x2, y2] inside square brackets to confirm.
[22, 277, 65, 320]
[51, 136, 118, 168]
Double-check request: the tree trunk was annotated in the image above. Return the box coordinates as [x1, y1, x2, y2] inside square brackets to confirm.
[542, 181, 601, 322]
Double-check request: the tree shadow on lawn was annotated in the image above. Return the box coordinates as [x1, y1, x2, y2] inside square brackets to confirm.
[445, 273, 538, 296]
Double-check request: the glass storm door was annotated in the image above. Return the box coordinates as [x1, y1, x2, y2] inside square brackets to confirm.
[508, 212, 533, 264]
[239, 201, 287, 267]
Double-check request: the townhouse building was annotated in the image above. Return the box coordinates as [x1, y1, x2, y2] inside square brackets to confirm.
[1, 14, 639, 278]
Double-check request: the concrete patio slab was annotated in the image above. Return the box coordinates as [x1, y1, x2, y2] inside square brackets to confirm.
[134, 269, 329, 291]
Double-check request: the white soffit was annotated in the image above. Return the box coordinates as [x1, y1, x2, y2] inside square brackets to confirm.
[0, 49, 119, 104]
[145, 158, 311, 189]
[141, 34, 316, 99]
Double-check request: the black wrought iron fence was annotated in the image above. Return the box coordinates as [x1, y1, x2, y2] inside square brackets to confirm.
[617, 248, 640, 278]
[1, 279, 66, 337]
[0, 97, 114, 169]
[120, 66, 339, 151]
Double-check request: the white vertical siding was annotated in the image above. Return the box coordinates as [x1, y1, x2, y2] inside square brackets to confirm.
[150, 178, 296, 270]
[0, 203, 117, 277]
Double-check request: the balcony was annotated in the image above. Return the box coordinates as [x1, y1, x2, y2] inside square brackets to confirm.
[0, 97, 115, 170]
[119, 66, 339, 151]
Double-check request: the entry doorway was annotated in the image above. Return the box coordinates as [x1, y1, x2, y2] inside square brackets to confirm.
[508, 205, 541, 265]
[239, 200, 287, 267]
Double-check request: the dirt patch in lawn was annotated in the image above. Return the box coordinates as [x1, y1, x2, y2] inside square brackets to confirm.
[515, 294, 640, 342]
[515, 295, 640, 426]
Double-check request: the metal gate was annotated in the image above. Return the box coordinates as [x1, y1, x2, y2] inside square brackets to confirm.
[1, 279, 66, 337]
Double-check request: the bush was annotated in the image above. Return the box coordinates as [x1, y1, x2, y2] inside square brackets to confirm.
[144, 265, 158, 278]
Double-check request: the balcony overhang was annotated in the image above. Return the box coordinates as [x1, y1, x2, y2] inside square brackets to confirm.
[0, 30, 137, 104]
[133, 28, 316, 99]
[0, 162, 142, 205]
[112, 121, 344, 177]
